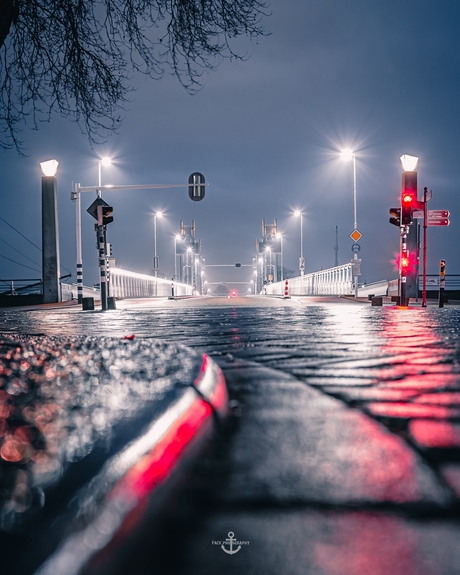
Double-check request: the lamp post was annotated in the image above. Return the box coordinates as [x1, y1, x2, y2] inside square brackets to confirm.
[97, 157, 112, 197]
[276, 232, 283, 282]
[265, 246, 273, 283]
[341, 149, 359, 297]
[153, 211, 163, 278]
[294, 210, 304, 276]
[174, 234, 181, 282]
[40, 160, 61, 303]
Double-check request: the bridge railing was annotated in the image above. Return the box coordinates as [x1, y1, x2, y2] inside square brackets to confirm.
[110, 268, 193, 298]
[265, 263, 354, 296]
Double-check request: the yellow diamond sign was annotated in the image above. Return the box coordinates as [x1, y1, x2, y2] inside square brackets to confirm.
[350, 229, 362, 242]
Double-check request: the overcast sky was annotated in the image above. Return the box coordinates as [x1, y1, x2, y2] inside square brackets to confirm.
[1, 0, 460, 291]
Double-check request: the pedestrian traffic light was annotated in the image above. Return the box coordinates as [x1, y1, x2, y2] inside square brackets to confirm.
[400, 249, 409, 273]
[102, 205, 113, 225]
[389, 207, 401, 227]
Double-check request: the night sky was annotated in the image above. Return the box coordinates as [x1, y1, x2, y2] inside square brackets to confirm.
[1, 0, 459, 290]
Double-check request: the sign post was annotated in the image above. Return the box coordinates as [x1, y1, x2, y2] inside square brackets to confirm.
[422, 188, 430, 307]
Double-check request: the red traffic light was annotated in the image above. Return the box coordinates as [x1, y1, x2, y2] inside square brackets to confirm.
[402, 193, 413, 204]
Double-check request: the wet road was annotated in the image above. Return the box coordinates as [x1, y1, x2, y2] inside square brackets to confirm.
[2, 295, 460, 574]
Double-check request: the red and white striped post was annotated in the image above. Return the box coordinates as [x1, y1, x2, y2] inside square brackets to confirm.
[284, 280, 290, 299]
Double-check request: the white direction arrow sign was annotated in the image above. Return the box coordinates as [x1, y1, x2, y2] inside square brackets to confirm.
[412, 209, 450, 226]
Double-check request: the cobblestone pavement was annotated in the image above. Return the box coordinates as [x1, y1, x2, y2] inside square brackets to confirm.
[2, 296, 460, 574]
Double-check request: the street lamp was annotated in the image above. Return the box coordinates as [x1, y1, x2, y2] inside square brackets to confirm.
[276, 232, 283, 282]
[174, 234, 181, 281]
[186, 247, 192, 286]
[294, 210, 304, 276]
[400, 154, 419, 172]
[341, 149, 359, 297]
[340, 149, 357, 231]
[98, 157, 112, 197]
[265, 246, 273, 283]
[40, 160, 61, 303]
[153, 211, 163, 278]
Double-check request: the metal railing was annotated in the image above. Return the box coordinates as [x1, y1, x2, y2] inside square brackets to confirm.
[419, 275, 460, 290]
[109, 268, 193, 298]
[265, 263, 353, 296]
[0, 278, 42, 296]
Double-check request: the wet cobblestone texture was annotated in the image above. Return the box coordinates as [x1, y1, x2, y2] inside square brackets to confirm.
[2, 297, 460, 573]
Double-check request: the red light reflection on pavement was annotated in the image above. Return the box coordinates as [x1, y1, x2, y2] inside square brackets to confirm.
[314, 512, 419, 575]
[377, 311, 460, 398]
[367, 402, 460, 420]
[343, 417, 422, 503]
[409, 420, 460, 449]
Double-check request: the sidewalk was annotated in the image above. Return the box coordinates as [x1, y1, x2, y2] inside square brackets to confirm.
[151, 358, 460, 575]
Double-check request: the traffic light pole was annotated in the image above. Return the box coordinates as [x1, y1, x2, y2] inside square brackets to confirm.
[72, 180, 207, 309]
[400, 229, 408, 307]
[96, 224, 108, 310]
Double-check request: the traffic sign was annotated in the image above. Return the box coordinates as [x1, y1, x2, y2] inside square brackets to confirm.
[351, 243, 361, 253]
[428, 218, 450, 226]
[429, 210, 450, 219]
[410, 209, 450, 226]
[428, 209, 450, 226]
[349, 229, 362, 242]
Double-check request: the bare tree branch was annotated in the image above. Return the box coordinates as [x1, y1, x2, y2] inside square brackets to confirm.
[0, 0, 270, 153]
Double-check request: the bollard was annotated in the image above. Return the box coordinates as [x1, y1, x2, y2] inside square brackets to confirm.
[82, 297, 94, 310]
[439, 259, 446, 308]
[284, 280, 290, 299]
[107, 296, 116, 310]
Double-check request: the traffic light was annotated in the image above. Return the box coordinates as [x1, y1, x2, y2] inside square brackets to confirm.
[401, 193, 414, 226]
[389, 207, 401, 227]
[400, 249, 409, 271]
[188, 172, 205, 201]
[102, 205, 113, 225]
[400, 170, 423, 226]
[96, 204, 113, 226]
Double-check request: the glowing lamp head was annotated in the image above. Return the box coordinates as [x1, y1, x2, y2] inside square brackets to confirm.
[100, 157, 112, 167]
[340, 148, 354, 161]
[40, 159, 59, 177]
[294, 210, 301, 217]
[155, 211, 163, 218]
[400, 154, 418, 172]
